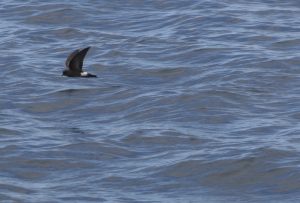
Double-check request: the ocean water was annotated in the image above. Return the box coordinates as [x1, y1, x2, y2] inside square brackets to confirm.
[1, 0, 300, 202]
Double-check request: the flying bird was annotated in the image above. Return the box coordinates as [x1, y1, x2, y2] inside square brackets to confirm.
[63, 47, 97, 77]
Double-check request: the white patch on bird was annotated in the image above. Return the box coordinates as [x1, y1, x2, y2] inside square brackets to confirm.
[81, 72, 88, 76]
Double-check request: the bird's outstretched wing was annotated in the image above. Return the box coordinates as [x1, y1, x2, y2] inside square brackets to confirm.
[65, 47, 90, 72]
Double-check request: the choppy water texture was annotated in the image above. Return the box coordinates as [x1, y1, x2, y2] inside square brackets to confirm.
[1, 1, 300, 202]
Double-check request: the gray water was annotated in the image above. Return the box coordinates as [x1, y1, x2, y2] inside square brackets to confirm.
[1, 1, 300, 202]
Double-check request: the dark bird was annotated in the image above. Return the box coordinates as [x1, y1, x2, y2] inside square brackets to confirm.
[63, 47, 97, 77]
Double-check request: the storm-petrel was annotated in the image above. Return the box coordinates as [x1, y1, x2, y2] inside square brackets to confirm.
[63, 47, 97, 77]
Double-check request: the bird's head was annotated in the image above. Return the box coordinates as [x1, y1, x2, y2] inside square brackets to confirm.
[62, 70, 68, 76]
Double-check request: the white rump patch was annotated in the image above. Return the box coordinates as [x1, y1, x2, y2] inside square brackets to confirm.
[81, 72, 88, 76]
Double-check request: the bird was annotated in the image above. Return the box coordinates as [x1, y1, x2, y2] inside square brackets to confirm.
[62, 47, 97, 77]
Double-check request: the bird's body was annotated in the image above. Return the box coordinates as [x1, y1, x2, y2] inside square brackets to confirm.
[63, 47, 97, 77]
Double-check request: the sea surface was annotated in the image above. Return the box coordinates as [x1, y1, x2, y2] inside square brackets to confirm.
[1, 1, 300, 202]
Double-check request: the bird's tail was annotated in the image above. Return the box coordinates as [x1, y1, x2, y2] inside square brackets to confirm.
[87, 73, 97, 77]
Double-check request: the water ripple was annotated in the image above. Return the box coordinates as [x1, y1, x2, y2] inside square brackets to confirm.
[2, 0, 300, 202]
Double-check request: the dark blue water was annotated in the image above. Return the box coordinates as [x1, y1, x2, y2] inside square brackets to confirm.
[1, 1, 300, 202]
